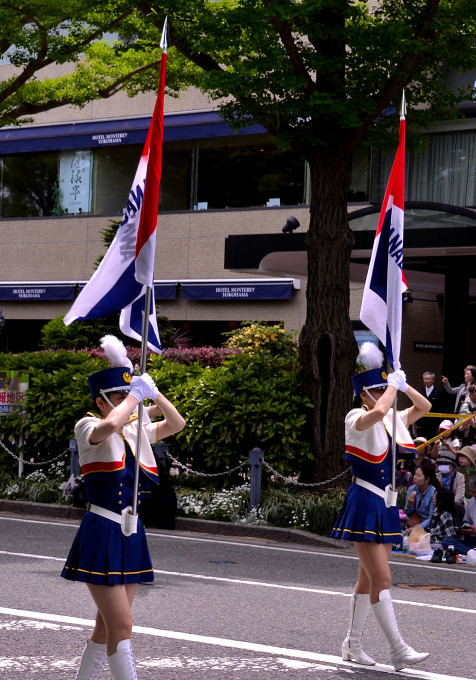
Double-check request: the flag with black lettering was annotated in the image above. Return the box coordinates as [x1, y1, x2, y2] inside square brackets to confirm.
[63, 57, 167, 354]
[360, 114, 407, 370]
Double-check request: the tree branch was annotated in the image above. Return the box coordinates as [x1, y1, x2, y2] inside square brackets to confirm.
[136, 1, 223, 72]
[358, 0, 441, 139]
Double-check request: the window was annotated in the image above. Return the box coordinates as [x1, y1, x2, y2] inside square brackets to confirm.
[0, 152, 60, 217]
[371, 129, 476, 207]
[195, 135, 306, 209]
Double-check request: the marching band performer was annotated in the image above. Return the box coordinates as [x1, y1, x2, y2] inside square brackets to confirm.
[61, 336, 186, 680]
[331, 342, 430, 671]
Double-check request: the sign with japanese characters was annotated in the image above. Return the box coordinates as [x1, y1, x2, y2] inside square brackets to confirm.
[0, 371, 28, 415]
[59, 150, 92, 214]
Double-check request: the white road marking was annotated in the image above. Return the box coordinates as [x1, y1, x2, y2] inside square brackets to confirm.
[0, 549, 475, 616]
[0, 608, 472, 680]
[1, 514, 475, 575]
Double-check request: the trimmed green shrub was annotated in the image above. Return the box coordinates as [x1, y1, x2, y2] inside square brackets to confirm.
[0, 350, 106, 464]
[162, 351, 313, 477]
[223, 320, 298, 362]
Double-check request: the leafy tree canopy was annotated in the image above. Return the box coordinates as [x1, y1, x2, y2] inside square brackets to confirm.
[0, 0, 195, 126]
[137, 0, 476, 153]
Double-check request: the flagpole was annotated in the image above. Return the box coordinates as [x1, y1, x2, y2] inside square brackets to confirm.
[130, 19, 168, 521]
[131, 286, 153, 518]
[390, 90, 407, 496]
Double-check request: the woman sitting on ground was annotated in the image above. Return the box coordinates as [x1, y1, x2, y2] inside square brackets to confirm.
[429, 488, 459, 563]
[404, 461, 440, 530]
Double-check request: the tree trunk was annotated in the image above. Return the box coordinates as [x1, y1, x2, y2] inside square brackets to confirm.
[298, 148, 358, 483]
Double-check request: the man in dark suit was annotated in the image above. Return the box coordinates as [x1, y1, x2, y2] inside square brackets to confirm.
[417, 371, 443, 439]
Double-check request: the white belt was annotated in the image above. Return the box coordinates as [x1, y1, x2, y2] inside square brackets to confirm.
[89, 504, 122, 524]
[353, 477, 398, 508]
[89, 503, 138, 536]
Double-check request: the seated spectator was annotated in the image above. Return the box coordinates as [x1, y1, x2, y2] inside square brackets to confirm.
[457, 445, 476, 499]
[411, 436, 434, 473]
[441, 473, 476, 558]
[404, 461, 439, 530]
[430, 420, 461, 460]
[395, 461, 413, 488]
[436, 450, 465, 525]
[430, 488, 459, 563]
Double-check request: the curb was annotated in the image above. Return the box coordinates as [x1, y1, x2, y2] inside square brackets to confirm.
[0, 499, 347, 550]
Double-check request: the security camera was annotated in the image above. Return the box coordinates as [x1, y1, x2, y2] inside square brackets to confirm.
[282, 216, 300, 233]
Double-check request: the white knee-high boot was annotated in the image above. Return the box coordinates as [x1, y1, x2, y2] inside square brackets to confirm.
[75, 640, 107, 680]
[341, 593, 376, 665]
[371, 589, 429, 671]
[107, 639, 138, 680]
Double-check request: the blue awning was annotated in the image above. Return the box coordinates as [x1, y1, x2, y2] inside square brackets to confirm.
[180, 279, 298, 301]
[0, 112, 266, 155]
[0, 284, 75, 301]
[0, 280, 177, 301]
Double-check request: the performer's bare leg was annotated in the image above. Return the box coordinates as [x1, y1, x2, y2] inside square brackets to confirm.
[353, 542, 428, 670]
[87, 583, 137, 655]
[354, 542, 391, 603]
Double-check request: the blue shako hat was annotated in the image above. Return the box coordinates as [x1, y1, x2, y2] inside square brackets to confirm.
[352, 341, 388, 395]
[352, 367, 388, 396]
[88, 367, 132, 401]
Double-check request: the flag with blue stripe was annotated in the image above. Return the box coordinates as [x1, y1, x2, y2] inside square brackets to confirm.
[360, 116, 407, 370]
[63, 58, 168, 355]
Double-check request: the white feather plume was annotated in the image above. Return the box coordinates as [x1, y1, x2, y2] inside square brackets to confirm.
[357, 342, 384, 370]
[100, 335, 133, 371]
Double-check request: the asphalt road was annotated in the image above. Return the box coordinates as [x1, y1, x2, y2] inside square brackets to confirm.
[0, 512, 475, 679]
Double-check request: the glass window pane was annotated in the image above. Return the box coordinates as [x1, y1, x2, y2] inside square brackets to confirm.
[0, 152, 60, 217]
[93, 145, 142, 216]
[196, 135, 305, 209]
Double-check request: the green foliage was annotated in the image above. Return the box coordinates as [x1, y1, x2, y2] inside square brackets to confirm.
[40, 314, 129, 350]
[0, 350, 106, 462]
[223, 321, 298, 362]
[175, 484, 347, 535]
[0, 461, 69, 504]
[176, 485, 250, 522]
[0, 2, 195, 127]
[259, 487, 347, 535]
[162, 351, 313, 475]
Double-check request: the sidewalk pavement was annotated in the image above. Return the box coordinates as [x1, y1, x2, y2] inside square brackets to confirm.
[0, 498, 348, 550]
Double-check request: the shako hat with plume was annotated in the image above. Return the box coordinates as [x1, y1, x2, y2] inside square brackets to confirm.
[352, 341, 388, 395]
[88, 335, 134, 401]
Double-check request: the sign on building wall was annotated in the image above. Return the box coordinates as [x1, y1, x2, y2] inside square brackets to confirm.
[0, 371, 28, 415]
[59, 150, 92, 214]
[181, 281, 293, 300]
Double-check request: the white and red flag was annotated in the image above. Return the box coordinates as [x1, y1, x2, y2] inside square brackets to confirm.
[360, 99, 407, 370]
[64, 23, 168, 354]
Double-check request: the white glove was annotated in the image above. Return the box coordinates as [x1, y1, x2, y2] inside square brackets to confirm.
[129, 373, 160, 402]
[387, 369, 409, 392]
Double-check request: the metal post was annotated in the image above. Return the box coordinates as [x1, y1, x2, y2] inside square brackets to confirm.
[69, 438, 80, 478]
[18, 434, 24, 478]
[249, 447, 264, 509]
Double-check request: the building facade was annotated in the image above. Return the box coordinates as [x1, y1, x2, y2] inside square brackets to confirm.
[0, 65, 475, 389]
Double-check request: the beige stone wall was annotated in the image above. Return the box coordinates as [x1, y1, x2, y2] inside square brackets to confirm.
[0, 206, 309, 333]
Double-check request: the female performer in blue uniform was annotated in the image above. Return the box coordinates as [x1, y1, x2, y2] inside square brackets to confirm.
[331, 343, 431, 671]
[61, 338, 186, 680]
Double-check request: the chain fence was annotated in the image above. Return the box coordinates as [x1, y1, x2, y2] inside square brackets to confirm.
[0, 434, 351, 491]
[0, 438, 69, 467]
[163, 450, 351, 489]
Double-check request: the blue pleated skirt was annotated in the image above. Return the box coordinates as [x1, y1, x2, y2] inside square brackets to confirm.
[61, 511, 154, 585]
[330, 483, 402, 543]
